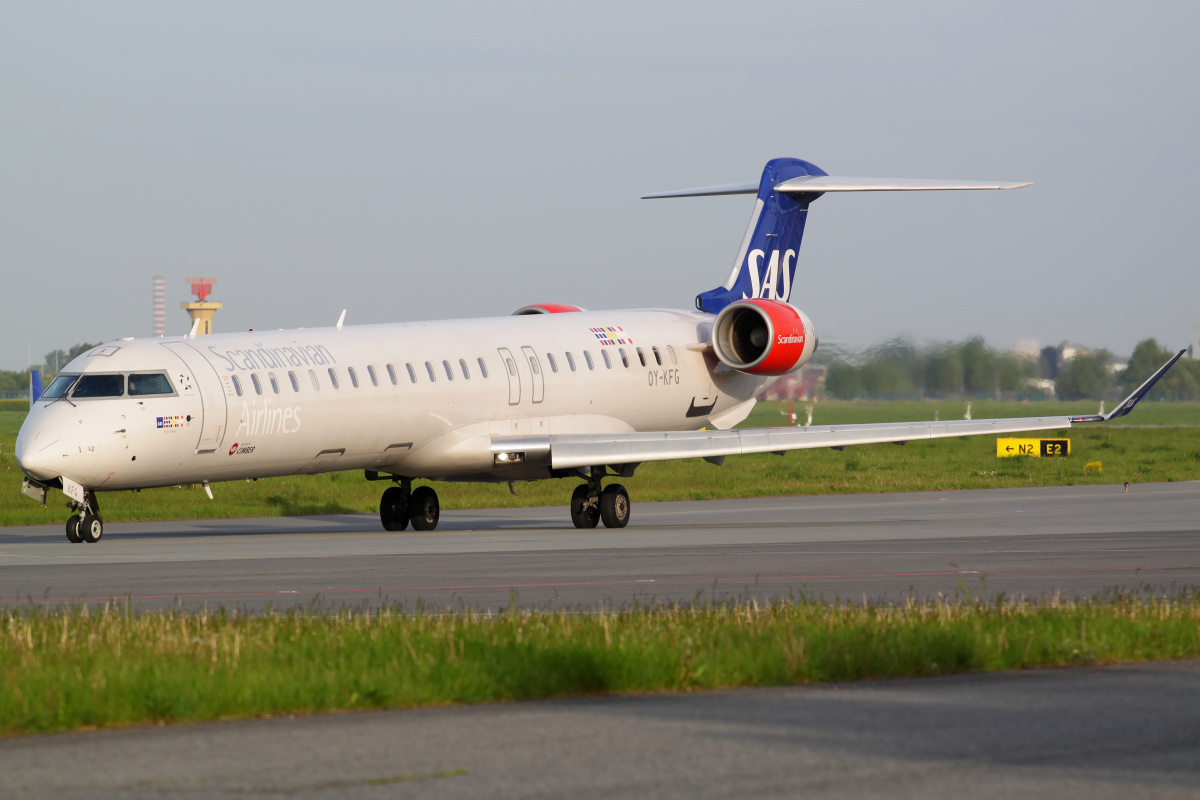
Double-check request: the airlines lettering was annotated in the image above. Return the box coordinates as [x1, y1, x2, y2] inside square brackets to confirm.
[741, 249, 795, 301]
[776, 334, 805, 345]
[210, 342, 337, 373]
[235, 399, 302, 437]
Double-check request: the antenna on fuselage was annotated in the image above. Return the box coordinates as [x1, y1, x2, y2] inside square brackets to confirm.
[188, 317, 201, 339]
[336, 310, 346, 331]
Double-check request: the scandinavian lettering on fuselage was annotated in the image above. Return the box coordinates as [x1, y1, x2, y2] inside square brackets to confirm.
[209, 342, 337, 372]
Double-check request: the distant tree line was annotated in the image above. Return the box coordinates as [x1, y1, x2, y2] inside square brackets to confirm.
[821, 337, 1200, 401]
[0, 343, 100, 398]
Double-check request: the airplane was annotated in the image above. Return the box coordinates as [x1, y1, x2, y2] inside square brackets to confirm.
[15, 157, 1185, 544]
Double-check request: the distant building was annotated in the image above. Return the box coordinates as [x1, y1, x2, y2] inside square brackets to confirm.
[181, 277, 222, 335]
[152, 275, 166, 337]
[1014, 339, 1040, 359]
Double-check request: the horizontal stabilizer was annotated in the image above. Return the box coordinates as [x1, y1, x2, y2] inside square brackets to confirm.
[643, 176, 1031, 199]
[642, 182, 759, 199]
[773, 176, 1033, 192]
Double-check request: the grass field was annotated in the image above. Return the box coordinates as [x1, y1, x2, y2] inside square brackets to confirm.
[3, 594, 1199, 736]
[3, 399, 1198, 527]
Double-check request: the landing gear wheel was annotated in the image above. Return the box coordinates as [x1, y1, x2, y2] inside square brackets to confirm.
[65, 514, 83, 544]
[408, 486, 440, 531]
[570, 484, 600, 529]
[380, 486, 410, 531]
[599, 484, 630, 529]
[80, 513, 103, 544]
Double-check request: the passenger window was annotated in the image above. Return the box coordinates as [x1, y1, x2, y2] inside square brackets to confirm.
[635, 347, 646, 367]
[309, 369, 320, 390]
[268, 373, 280, 394]
[443, 360, 454, 381]
[231, 375, 243, 396]
[566, 352, 576, 372]
[289, 371, 300, 392]
[667, 345, 677, 365]
[477, 357, 489, 378]
[584, 351, 594, 370]
[506, 357, 517, 376]
[547, 353, 558, 373]
[386, 364, 398, 385]
[251, 374, 263, 395]
[128, 373, 173, 396]
[459, 358, 470, 379]
[73, 374, 124, 398]
[367, 365, 378, 386]
[426, 362, 436, 382]
[328, 368, 340, 389]
[601, 351, 611, 369]
[348, 367, 360, 388]
[406, 363, 417, 383]
[651, 346, 662, 366]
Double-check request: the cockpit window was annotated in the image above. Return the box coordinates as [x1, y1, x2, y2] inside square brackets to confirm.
[42, 374, 79, 399]
[72, 374, 124, 398]
[128, 373, 173, 396]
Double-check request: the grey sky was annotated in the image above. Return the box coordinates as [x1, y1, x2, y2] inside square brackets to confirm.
[3, 2, 1197, 370]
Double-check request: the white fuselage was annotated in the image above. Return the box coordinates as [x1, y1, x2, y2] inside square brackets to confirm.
[16, 309, 774, 492]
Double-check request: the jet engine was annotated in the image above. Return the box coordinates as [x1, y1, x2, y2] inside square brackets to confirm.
[711, 299, 817, 376]
[512, 304, 586, 315]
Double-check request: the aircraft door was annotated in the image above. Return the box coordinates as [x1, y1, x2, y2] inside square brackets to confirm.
[520, 346, 544, 404]
[497, 347, 521, 405]
[161, 341, 228, 454]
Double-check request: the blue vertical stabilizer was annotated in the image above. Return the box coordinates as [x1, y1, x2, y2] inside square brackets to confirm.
[30, 370, 43, 406]
[694, 158, 827, 313]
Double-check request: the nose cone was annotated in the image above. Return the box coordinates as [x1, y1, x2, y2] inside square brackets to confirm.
[15, 414, 62, 482]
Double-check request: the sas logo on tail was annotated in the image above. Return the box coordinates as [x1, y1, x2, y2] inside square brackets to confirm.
[741, 249, 795, 301]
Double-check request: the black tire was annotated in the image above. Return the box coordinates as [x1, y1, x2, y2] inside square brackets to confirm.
[65, 514, 82, 544]
[570, 484, 599, 529]
[409, 486, 440, 531]
[379, 486, 410, 531]
[80, 513, 103, 544]
[599, 484, 630, 529]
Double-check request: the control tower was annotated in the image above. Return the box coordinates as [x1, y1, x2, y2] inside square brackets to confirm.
[181, 277, 222, 335]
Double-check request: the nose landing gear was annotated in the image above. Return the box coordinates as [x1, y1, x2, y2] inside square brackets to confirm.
[570, 468, 631, 529]
[64, 490, 103, 544]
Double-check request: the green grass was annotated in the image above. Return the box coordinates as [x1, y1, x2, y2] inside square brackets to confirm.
[3, 595, 1200, 736]
[3, 400, 1198, 527]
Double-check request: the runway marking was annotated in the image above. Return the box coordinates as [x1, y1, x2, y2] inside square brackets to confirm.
[7, 563, 1200, 605]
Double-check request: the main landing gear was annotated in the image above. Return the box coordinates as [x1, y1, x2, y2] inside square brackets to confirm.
[570, 469, 630, 529]
[64, 489, 103, 544]
[379, 479, 441, 532]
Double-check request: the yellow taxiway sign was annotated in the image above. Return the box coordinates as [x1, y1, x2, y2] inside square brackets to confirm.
[996, 438, 1070, 457]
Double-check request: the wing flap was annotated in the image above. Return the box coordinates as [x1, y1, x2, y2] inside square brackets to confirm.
[546, 349, 1185, 470]
[548, 416, 1073, 470]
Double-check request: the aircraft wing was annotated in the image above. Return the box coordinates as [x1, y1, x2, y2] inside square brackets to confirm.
[544, 349, 1186, 471]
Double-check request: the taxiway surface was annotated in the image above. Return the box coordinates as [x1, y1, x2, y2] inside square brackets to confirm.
[2, 482, 1198, 611]
[3, 660, 1199, 799]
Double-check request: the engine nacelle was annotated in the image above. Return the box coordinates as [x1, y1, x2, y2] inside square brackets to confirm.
[711, 299, 817, 376]
[512, 303, 586, 315]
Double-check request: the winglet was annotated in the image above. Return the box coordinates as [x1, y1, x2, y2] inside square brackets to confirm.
[1069, 349, 1187, 423]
